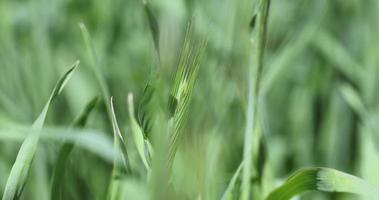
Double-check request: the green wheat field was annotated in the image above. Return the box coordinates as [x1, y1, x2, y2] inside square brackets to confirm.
[1, 0, 379, 199]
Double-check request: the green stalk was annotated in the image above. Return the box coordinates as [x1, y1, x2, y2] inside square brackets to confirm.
[240, 0, 270, 200]
[79, 23, 130, 200]
[79, 23, 112, 120]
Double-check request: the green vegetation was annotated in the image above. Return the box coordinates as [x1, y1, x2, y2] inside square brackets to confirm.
[1, 0, 379, 199]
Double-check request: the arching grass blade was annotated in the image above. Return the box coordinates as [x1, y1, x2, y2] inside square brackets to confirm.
[2, 61, 79, 200]
[265, 167, 379, 200]
[110, 97, 131, 174]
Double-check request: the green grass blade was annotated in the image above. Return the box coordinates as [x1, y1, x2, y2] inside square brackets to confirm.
[79, 23, 112, 119]
[2, 61, 79, 200]
[0, 127, 115, 163]
[141, 0, 159, 55]
[50, 96, 99, 200]
[80, 23, 130, 199]
[265, 167, 379, 200]
[136, 85, 155, 167]
[138, 84, 156, 139]
[110, 97, 132, 174]
[339, 83, 367, 120]
[107, 97, 133, 200]
[312, 30, 366, 83]
[260, 0, 326, 96]
[127, 93, 150, 171]
[240, 0, 269, 199]
[221, 162, 244, 200]
[339, 83, 379, 151]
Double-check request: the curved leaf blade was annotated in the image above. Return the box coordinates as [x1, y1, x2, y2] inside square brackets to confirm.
[128, 93, 150, 171]
[265, 167, 379, 200]
[110, 97, 131, 174]
[2, 61, 79, 200]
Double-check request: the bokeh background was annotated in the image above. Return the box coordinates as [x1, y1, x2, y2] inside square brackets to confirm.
[1, 0, 379, 199]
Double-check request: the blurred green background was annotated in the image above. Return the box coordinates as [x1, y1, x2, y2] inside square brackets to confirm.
[1, 0, 379, 199]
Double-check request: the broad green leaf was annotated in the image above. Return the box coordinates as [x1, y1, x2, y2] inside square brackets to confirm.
[50, 96, 99, 200]
[2, 61, 79, 200]
[265, 167, 379, 200]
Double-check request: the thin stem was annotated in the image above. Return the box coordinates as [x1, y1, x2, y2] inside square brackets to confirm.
[240, 0, 270, 200]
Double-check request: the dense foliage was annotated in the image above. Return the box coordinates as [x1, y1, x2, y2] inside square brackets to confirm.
[1, 0, 379, 199]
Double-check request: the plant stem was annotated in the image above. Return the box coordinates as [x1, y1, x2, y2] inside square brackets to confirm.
[240, 0, 270, 199]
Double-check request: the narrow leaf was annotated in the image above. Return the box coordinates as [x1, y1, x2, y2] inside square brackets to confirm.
[313, 30, 366, 83]
[141, 0, 160, 55]
[50, 96, 99, 200]
[221, 162, 244, 200]
[79, 23, 112, 119]
[339, 83, 379, 151]
[107, 97, 133, 200]
[339, 83, 367, 120]
[2, 61, 79, 200]
[128, 93, 150, 170]
[0, 127, 115, 163]
[138, 84, 156, 139]
[110, 97, 131, 174]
